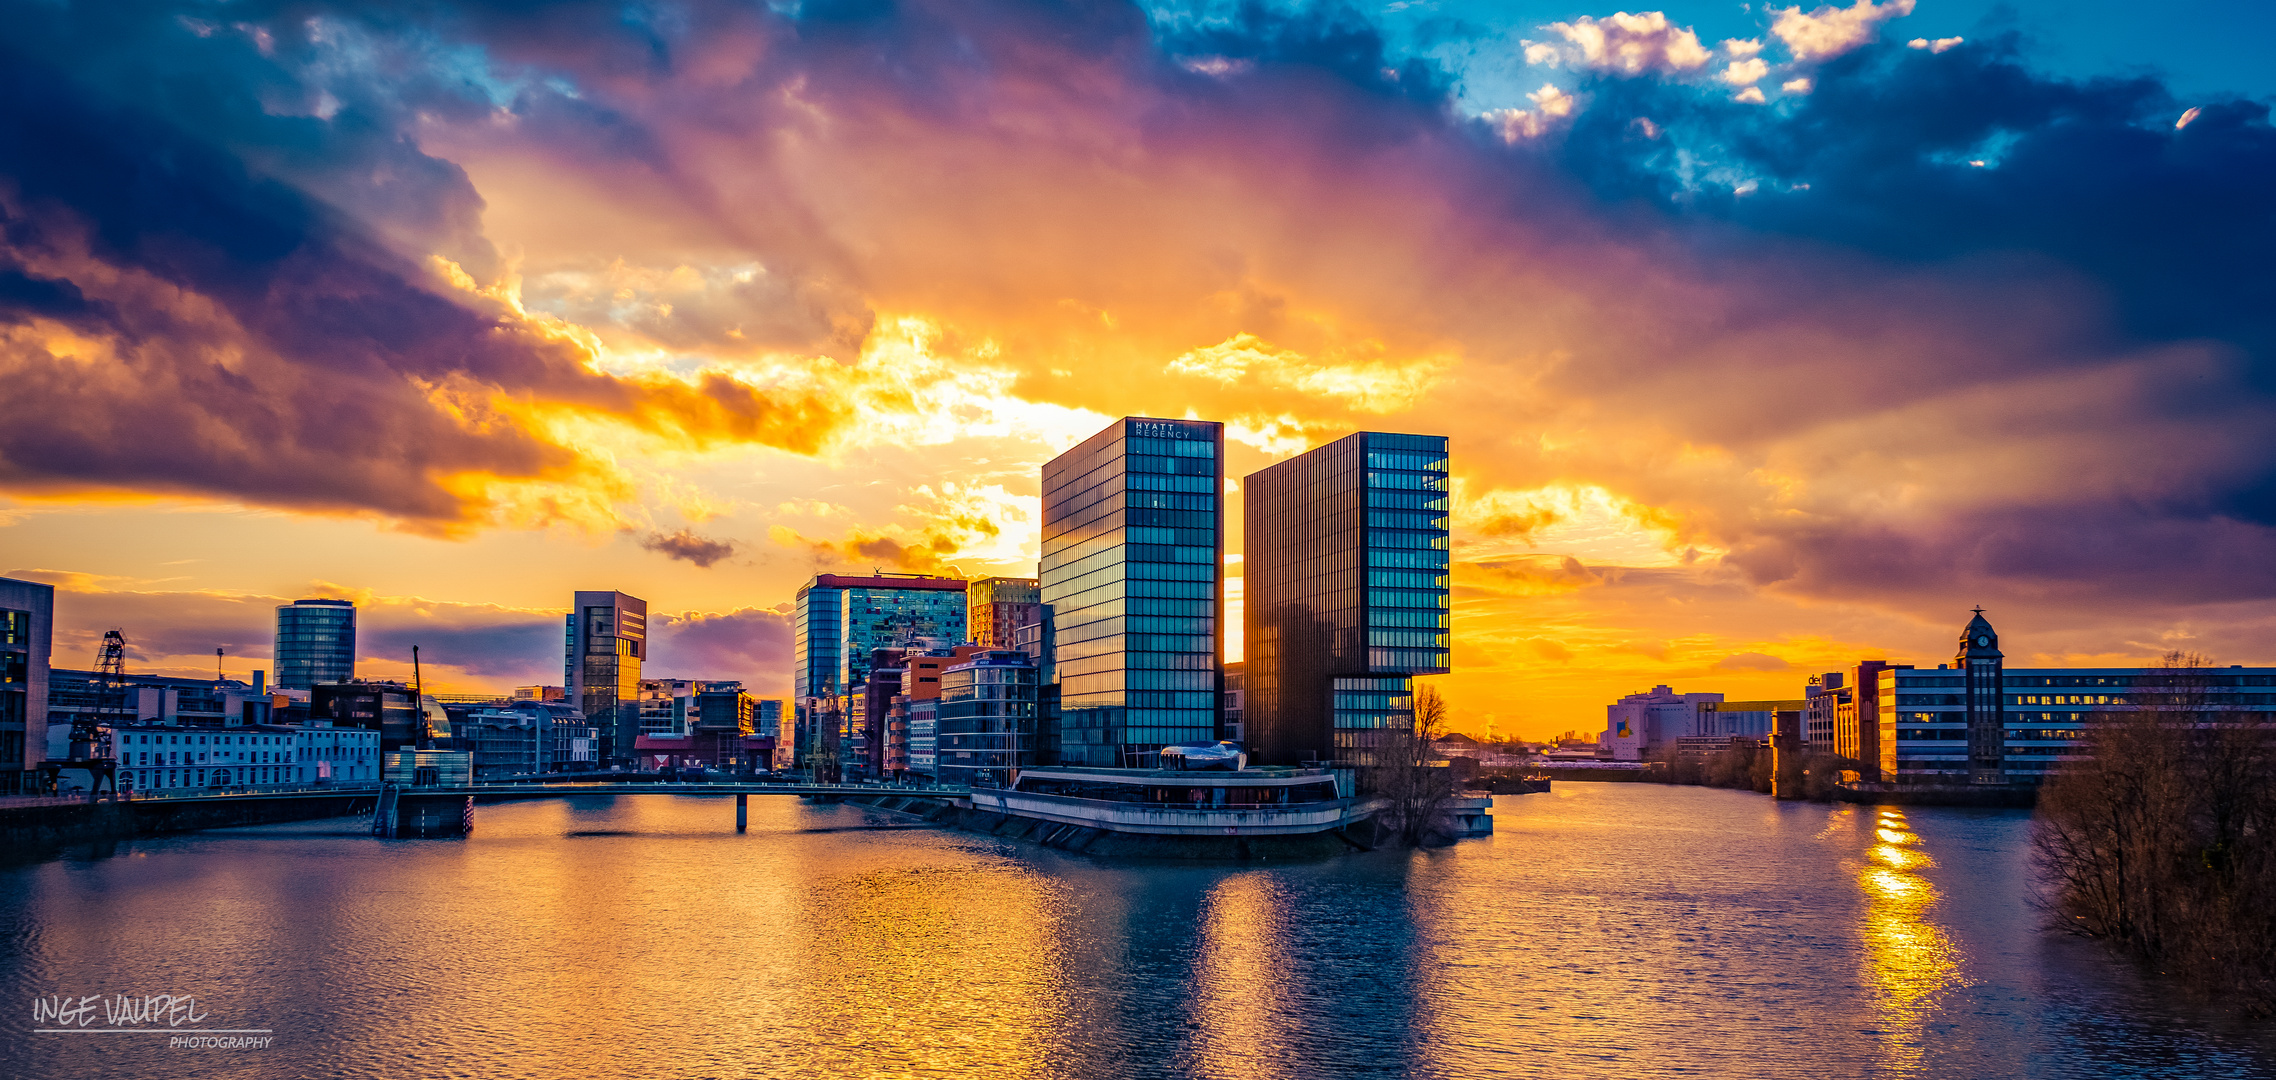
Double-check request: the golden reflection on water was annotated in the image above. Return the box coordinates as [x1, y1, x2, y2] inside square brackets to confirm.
[1189, 872, 1299, 1080]
[1859, 808, 1961, 1075]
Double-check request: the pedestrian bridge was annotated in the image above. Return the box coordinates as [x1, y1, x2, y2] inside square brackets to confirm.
[101, 779, 967, 803]
[372, 779, 970, 837]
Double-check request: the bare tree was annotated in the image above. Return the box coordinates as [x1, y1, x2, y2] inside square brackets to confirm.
[1368, 682, 1460, 847]
[2032, 651, 2276, 1013]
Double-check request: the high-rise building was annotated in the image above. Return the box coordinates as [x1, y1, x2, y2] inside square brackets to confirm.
[1041, 416, 1224, 768]
[968, 577, 1042, 650]
[1243, 432, 1449, 766]
[566, 590, 646, 765]
[790, 574, 966, 775]
[274, 598, 356, 690]
[0, 577, 53, 795]
[839, 577, 967, 688]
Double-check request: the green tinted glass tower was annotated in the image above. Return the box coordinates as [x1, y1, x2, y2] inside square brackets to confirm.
[1041, 417, 1224, 767]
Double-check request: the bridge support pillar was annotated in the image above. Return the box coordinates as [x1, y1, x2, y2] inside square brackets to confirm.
[375, 787, 472, 839]
[735, 793, 748, 833]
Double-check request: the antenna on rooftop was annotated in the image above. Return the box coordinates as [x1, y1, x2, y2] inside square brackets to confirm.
[216, 647, 225, 682]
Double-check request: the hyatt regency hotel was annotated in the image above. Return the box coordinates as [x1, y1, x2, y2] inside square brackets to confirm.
[1041, 418, 1226, 768]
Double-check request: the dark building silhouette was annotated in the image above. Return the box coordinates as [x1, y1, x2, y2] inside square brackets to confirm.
[1244, 432, 1449, 766]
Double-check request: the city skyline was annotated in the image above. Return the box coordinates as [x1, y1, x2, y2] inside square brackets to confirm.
[5, 0, 2274, 738]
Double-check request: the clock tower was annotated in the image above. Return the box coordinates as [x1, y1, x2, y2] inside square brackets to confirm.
[1957, 608, 2005, 785]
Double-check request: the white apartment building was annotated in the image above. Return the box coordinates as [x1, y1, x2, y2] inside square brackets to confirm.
[107, 722, 380, 791]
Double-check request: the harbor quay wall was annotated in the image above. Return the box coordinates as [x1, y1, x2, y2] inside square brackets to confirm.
[1, 793, 379, 861]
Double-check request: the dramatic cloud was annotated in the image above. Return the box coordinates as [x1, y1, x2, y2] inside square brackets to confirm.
[5, 0, 2274, 731]
[648, 608, 793, 690]
[641, 530, 739, 568]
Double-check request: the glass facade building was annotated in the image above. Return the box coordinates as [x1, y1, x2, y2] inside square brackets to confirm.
[936, 650, 1040, 789]
[838, 578, 968, 689]
[0, 577, 52, 794]
[792, 578, 845, 774]
[1244, 432, 1449, 766]
[566, 590, 645, 765]
[1041, 417, 1224, 768]
[273, 598, 356, 690]
[791, 573, 966, 777]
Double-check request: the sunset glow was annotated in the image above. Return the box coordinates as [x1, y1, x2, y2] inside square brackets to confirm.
[4, 0, 2271, 737]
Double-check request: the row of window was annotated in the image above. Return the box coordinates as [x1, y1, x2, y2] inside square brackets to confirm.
[1126, 492, 1214, 512]
[1367, 569, 1447, 589]
[1368, 589, 1450, 610]
[1367, 549, 1449, 569]
[1128, 561, 1214, 581]
[1369, 647, 1448, 671]
[1367, 629, 1448, 649]
[1126, 473, 1214, 493]
[1367, 471, 1447, 492]
[1125, 544, 1216, 564]
[1364, 450, 1448, 472]
[1368, 608, 1449, 629]
[1367, 490, 1448, 511]
[1372, 530, 1448, 550]
[1127, 454, 1216, 475]
[1369, 510, 1449, 531]
[1128, 508, 1217, 530]
[1126, 436, 1217, 459]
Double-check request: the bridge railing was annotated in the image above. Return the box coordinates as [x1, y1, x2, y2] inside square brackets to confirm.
[119, 784, 383, 803]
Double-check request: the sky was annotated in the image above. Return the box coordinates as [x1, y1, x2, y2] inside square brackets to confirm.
[3, 0, 2272, 739]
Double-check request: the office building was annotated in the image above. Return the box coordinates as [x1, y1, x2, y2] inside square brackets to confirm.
[0, 577, 53, 795]
[638, 679, 696, 737]
[1014, 615, 1058, 766]
[1602, 685, 1724, 760]
[1803, 671, 1846, 750]
[1041, 417, 1224, 768]
[792, 573, 965, 774]
[1221, 661, 1245, 745]
[566, 590, 646, 765]
[274, 598, 356, 690]
[1699, 699, 1808, 738]
[755, 698, 783, 739]
[874, 643, 985, 780]
[310, 680, 449, 752]
[968, 577, 1042, 650]
[1872, 609, 2276, 785]
[47, 670, 274, 756]
[936, 650, 1040, 789]
[634, 682, 769, 772]
[1243, 432, 1449, 766]
[838, 576, 968, 688]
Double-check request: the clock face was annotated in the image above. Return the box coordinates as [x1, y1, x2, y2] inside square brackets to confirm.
[1974, 635, 1991, 647]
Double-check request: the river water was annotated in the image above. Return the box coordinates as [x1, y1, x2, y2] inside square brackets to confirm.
[3, 783, 2269, 1079]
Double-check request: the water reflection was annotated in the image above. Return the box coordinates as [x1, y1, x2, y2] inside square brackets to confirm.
[1857, 807, 1961, 1075]
[1187, 872, 1299, 1080]
[4, 786, 2272, 1080]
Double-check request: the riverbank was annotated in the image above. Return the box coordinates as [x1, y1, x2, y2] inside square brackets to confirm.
[0, 791, 377, 862]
